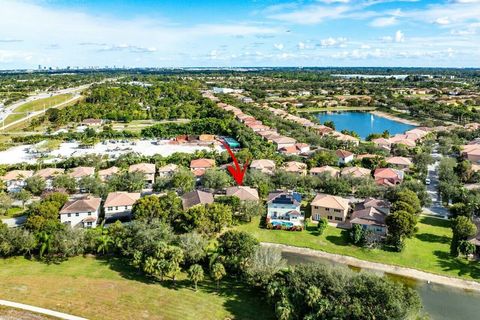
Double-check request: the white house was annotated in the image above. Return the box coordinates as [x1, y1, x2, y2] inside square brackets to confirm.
[266, 191, 303, 225]
[335, 149, 355, 165]
[104, 192, 141, 221]
[1, 170, 34, 193]
[59, 196, 101, 228]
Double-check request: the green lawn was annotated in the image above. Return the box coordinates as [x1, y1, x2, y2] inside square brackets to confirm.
[0, 256, 273, 320]
[0, 206, 25, 219]
[236, 216, 480, 282]
[3, 94, 74, 126]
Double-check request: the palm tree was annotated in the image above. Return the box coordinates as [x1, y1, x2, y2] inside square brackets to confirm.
[143, 256, 158, 276]
[167, 246, 184, 283]
[96, 234, 114, 255]
[210, 262, 226, 290]
[188, 264, 204, 292]
[305, 286, 322, 308]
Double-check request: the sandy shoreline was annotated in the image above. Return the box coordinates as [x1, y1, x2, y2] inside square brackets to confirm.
[370, 110, 420, 126]
[262, 242, 480, 292]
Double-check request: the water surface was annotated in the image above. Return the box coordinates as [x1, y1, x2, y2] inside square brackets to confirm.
[315, 111, 415, 140]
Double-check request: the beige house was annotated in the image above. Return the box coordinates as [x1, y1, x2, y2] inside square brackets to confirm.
[310, 166, 340, 177]
[158, 164, 179, 178]
[282, 161, 307, 175]
[68, 167, 95, 181]
[104, 192, 141, 221]
[129, 163, 156, 187]
[386, 156, 412, 170]
[181, 190, 214, 210]
[98, 166, 119, 181]
[341, 166, 371, 178]
[311, 193, 350, 223]
[272, 136, 296, 150]
[1, 170, 34, 193]
[34, 168, 64, 190]
[250, 159, 276, 175]
[225, 186, 259, 202]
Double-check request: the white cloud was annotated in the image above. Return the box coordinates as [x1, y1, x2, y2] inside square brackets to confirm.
[395, 30, 405, 42]
[268, 5, 351, 24]
[273, 43, 284, 50]
[320, 37, 347, 47]
[435, 17, 450, 25]
[370, 16, 397, 27]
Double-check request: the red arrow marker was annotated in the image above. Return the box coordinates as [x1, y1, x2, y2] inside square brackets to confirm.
[221, 140, 248, 186]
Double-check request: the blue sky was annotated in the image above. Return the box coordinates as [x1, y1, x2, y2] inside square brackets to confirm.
[0, 0, 479, 69]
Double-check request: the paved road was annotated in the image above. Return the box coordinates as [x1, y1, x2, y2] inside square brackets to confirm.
[423, 151, 449, 218]
[0, 299, 87, 320]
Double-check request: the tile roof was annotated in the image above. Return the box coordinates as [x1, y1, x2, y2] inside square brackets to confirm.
[104, 192, 141, 207]
[129, 163, 155, 174]
[60, 196, 101, 214]
[190, 159, 215, 169]
[181, 190, 214, 209]
[34, 168, 64, 179]
[226, 186, 259, 201]
[1, 170, 34, 181]
[311, 193, 349, 210]
[68, 167, 95, 179]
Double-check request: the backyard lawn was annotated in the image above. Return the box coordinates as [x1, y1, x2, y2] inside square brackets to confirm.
[236, 216, 480, 282]
[0, 256, 273, 320]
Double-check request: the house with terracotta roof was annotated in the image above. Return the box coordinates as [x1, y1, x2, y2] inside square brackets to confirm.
[59, 196, 101, 228]
[462, 144, 480, 163]
[371, 138, 391, 151]
[1, 170, 34, 192]
[104, 192, 141, 221]
[341, 166, 371, 178]
[279, 143, 310, 155]
[335, 149, 354, 165]
[266, 191, 303, 225]
[68, 167, 95, 181]
[158, 164, 179, 178]
[386, 156, 412, 170]
[374, 168, 404, 186]
[250, 159, 276, 175]
[35, 168, 64, 190]
[311, 193, 350, 223]
[349, 198, 391, 236]
[181, 190, 214, 210]
[225, 186, 259, 202]
[310, 166, 340, 178]
[129, 163, 156, 187]
[98, 166, 119, 182]
[282, 161, 307, 175]
[190, 158, 215, 177]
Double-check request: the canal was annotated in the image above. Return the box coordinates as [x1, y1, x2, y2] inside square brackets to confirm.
[282, 251, 480, 320]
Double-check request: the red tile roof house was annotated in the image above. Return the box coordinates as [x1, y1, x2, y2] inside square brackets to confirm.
[374, 168, 404, 186]
[335, 149, 354, 165]
[98, 166, 119, 182]
[68, 166, 95, 182]
[190, 158, 215, 177]
[1, 170, 34, 193]
[341, 166, 371, 178]
[386, 156, 413, 170]
[282, 161, 307, 175]
[59, 196, 101, 228]
[129, 163, 156, 188]
[104, 192, 141, 221]
[272, 136, 297, 150]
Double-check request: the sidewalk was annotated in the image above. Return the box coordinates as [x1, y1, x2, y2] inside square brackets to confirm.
[0, 300, 87, 320]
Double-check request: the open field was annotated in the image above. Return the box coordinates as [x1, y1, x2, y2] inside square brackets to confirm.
[297, 106, 377, 113]
[236, 216, 480, 282]
[0, 256, 273, 320]
[2, 94, 73, 127]
[110, 119, 191, 132]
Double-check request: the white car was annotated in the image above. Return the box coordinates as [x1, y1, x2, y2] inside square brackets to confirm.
[425, 178, 431, 185]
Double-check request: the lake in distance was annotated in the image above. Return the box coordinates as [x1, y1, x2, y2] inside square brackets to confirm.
[315, 111, 415, 140]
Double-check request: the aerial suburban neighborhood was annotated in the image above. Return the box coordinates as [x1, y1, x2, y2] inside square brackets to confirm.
[0, 0, 480, 320]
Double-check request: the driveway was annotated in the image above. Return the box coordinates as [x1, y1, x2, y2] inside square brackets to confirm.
[423, 151, 449, 218]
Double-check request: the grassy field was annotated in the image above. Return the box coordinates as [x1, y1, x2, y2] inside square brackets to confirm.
[3, 94, 74, 127]
[236, 216, 480, 282]
[0, 306, 57, 320]
[297, 106, 376, 113]
[0, 206, 25, 219]
[0, 256, 273, 320]
[111, 119, 191, 132]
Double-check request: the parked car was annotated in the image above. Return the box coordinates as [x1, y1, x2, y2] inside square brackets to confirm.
[425, 178, 431, 185]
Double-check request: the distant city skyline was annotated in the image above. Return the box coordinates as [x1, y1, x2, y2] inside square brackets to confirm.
[0, 0, 479, 69]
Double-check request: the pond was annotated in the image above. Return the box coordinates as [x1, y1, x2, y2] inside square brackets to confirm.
[282, 251, 480, 320]
[315, 111, 415, 140]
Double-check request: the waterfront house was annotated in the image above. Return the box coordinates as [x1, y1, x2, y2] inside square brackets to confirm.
[311, 193, 350, 223]
[129, 163, 156, 188]
[104, 192, 141, 221]
[266, 191, 303, 225]
[1, 170, 34, 193]
[349, 198, 391, 236]
[59, 196, 101, 228]
[181, 190, 214, 210]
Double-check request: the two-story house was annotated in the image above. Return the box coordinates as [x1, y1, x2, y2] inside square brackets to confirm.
[266, 191, 303, 225]
[1, 170, 34, 193]
[103, 192, 141, 222]
[59, 196, 102, 228]
[129, 163, 156, 188]
[34, 168, 64, 190]
[350, 198, 391, 236]
[311, 193, 350, 223]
